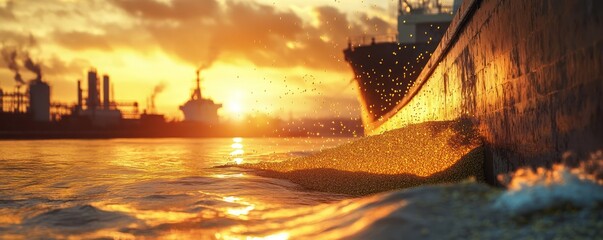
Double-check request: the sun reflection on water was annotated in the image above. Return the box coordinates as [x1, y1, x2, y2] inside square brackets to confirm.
[223, 196, 238, 203]
[99, 203, 197, 225]
[213, 173, 245, 178]
[216, 232, 290, 240]
[0, 138, 355, 239]
[248, 232, 290, 240]
[234, 158, 244, 164]
[226, 205, 255, 217]
[230, 137, 245, 165]
[222, 196, 256, 219]
[230, 149, 245, 155]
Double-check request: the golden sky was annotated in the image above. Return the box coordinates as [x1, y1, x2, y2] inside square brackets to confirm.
[0, 0, 398, 120]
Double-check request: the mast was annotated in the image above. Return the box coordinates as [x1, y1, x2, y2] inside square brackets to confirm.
[192, 68, 202, 100]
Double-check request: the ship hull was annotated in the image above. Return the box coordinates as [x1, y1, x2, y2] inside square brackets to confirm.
[344, 41, 439, 123]
[363, 0, 603, 183]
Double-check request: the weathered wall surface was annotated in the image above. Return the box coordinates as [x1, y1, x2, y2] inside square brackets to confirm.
[372, 0, 603, 183]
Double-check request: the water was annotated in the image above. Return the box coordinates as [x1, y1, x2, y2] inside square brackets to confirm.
[0, 138, 349, 239]
[1, 138, 602, 239]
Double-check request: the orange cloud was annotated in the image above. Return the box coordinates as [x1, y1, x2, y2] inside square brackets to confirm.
[112, 0, 219, 20]
[92, 0, 392, 71]
[41, 56, 90, 77]
[52, 31, 113, 51]
[0, 1, 15, 21]
[1, 0, 393, 73]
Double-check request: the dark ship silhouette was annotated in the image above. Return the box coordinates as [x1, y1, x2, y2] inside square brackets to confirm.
[179, 68, 222, 123]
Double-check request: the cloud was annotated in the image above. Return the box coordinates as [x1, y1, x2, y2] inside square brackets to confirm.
[0, 30, 30, 45]
[2, 0, 395, 81]
[0, 31, 90, 80]
[108, 0, 394, 71]
[41, 56, 90, 77]
[52, 31, 113, 51]
[0, 1, 16, 21]
[111, 0, 218, 21]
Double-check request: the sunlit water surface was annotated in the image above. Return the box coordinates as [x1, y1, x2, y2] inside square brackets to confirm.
[0, 138, 350, 239]
[1, 138, 602, 239]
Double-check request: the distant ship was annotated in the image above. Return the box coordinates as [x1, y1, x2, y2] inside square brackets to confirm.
[344, 0, 460, 126]
[179, 68, 222, 123]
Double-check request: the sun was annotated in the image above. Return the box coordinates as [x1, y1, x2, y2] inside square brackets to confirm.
[225, 101, 245, 119]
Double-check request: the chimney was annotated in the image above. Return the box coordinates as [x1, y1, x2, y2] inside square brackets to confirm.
[103, 75, 110, 110]
[0, 88, 3, 112]
[28, 80, 50, 122]
[77, 79, 82, 112]
[87, 69, 99, 111]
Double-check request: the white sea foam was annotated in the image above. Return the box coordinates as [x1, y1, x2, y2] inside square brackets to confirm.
[493, 151, 603, 215]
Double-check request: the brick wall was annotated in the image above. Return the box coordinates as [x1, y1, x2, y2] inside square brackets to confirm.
[372, 0, 603, 183]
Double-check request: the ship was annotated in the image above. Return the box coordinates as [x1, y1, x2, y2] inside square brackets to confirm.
[344, 0, 461, 127]
[343, 0, 603, 184]
[179, 68, 222, 123]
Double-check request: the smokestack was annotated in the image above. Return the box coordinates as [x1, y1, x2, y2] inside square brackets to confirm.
[87, 69, 99, 111]
[103, 75, 110, 110]
[111, 83, 115, 109]
[28, 80, 50, 122]
[0, 88, 3, 112]
[77, 79, 83, 112]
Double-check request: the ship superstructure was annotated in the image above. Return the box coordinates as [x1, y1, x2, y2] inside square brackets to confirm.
[344, 0, 460, 126]
[179, 68, 221, 123]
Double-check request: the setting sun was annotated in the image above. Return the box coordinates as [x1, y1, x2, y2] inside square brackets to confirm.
[223, 90, 246, 119]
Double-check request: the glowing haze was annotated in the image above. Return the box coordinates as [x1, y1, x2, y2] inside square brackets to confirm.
[0, 0, 398, 120]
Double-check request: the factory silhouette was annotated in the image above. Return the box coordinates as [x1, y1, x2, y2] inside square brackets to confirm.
[0, 54, 362, 138]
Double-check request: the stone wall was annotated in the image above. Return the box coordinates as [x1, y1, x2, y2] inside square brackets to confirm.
[372, 0, 603, 183]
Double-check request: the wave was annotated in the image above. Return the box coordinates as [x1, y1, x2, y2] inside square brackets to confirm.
[24, 205, 135, 227]
[493, 151, 603, 215]
[223, 158, 603, 239]
[16, 204, 139, 239]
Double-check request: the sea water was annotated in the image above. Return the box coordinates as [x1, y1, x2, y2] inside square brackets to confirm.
[0, 137, 602, 239]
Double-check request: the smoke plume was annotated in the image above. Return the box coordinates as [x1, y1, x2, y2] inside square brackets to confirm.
[149, 81, 167, 112]
[1, 34, 43, 84]
[197, 64, 211, 73]
[23, 53, 41, 81]
[0, 46, 25, 85]
[23, 34, 42, 81]
[152, 82, 166, 98]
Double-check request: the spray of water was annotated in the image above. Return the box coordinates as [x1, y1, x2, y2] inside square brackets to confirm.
[493, 151, 603, 215]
